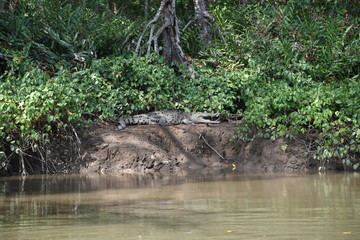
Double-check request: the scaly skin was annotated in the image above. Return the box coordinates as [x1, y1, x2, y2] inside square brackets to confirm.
[118, 111, 220, 130]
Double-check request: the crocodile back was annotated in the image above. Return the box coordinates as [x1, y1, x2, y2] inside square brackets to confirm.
[118, 111, 219, 130]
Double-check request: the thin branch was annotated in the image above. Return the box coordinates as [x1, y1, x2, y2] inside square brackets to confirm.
[196, 131, 225, 160]
[19, 150, 28, 176]
[182, 12, 214, 33]
[136, 0, 170, 54]
[154, 19, 171, 40]
[71, 124, 82, 146]
[154, 33, 159, 52]
[182, 16, 199, 32]
[152, 19, 171, 53]
[147, 25, 155, 54]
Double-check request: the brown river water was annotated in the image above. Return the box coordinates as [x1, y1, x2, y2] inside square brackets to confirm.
[0, 173, 359, 240]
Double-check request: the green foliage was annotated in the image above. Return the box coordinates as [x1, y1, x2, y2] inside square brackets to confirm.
[0, 0, 359, 174]
[179, 68, 244, 113]
[209, 0, 359, 81]
[197, 0, 360, 167]
[90, 54, 184, 114]
[0, 0, 143, 70]
[236, 73, 359, 162]
[0, 54, 185, 172]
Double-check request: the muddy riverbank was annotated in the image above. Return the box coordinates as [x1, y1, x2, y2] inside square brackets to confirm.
[49, 122, 344, 175]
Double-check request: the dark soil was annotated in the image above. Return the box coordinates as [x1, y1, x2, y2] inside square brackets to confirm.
[51, 122, 332, 175]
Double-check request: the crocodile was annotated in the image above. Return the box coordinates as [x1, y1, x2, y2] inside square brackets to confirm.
[118, 111, 221, 130]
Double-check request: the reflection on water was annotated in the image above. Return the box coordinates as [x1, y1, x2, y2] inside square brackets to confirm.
[0, 173, 359, 240]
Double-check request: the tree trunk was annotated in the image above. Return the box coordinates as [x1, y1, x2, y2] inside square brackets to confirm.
[0, 0, 18, 12]
[145, 0, 150, 19]
[108, 0, 119, 15]
[8, 0, 18, 12]
[0, 1, 5, 12]
[136, 0, 187, 66]
[193, 0, 213, 42]
[162, 0, 186, 65]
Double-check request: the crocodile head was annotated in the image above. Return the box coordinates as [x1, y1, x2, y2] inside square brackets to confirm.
[189, 112, 220, 124]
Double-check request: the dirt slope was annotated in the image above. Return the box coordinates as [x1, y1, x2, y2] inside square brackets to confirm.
[65, 122, 318, 174]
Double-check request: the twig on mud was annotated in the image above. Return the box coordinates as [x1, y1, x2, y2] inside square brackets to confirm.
[196, 131, 225, 160]
[70, 124, 82, 157]
[71, 125, 82, 145]
[19, 150, 28, 176]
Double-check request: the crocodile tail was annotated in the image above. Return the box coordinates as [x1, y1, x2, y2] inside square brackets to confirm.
[118, 117, 139, 130]
[118, 119, 127, 130]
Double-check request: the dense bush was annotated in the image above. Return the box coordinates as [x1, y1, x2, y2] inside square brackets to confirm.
[0, 0, 142, 71]
[0, 54, 184, 173]
[197, 0, 360, 168]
